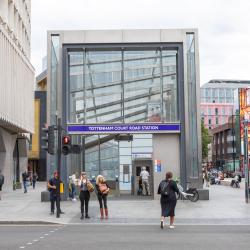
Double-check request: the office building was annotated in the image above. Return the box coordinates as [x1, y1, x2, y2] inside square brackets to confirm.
[0, 0, 34, 188]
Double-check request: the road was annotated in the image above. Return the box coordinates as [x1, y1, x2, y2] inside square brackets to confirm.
[1, 224, 250, 250]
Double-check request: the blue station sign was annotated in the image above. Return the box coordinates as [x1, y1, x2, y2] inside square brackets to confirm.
[67, 123, 180, 134]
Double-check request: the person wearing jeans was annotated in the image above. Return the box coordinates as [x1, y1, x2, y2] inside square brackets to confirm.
[22, 170, 28, 193]
[96, 175, 110, 219]
[69, 173, 77, 201]
[48, 171, 63, 218]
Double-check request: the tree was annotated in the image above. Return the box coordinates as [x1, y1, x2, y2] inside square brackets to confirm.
[201, 120, 211, 160]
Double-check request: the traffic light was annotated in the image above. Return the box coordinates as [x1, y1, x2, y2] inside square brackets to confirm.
[62, 135, 71, 155]
[41, 126, 55, 155]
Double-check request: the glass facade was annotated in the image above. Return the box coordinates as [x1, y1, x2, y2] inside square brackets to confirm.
[201, 87, 234, 104]
[65, 46, 178, 180]
[67, 48, 178, 125]
[186, 33, 199, 178]
[49, 35, 59, 177]
[85, 136, 119, 180]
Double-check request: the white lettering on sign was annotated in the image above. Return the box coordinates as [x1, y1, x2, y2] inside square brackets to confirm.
[114, 126, 129, 131]
[129, 126, 141, 130]
[89, 126, 114, 131]
[142, 126, 159, 130]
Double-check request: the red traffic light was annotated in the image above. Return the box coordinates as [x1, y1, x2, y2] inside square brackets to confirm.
[62, 135, 71, 145]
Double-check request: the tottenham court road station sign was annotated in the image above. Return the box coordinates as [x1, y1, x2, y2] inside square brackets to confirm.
[67, 123, 181, 135]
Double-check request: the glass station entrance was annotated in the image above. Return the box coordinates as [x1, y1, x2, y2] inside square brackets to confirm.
[48, 32, 202, 198]
[64, 45, 180, 196]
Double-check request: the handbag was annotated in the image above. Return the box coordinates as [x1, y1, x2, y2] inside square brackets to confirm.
[87, 181, 94, 192]
[99, 183, 108, 194]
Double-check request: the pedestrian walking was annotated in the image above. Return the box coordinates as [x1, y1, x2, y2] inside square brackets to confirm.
[47, 171, 64, 218]
[140, 167, 150, 196]
[204, 168, 210, 187]
[69, 173, 77, 201]
[78, 172, 93, 220]
[158, 171, 179, 229]
[32, 172, 38, 189]
[96, 175, 110, 219]
[0, 170, 4, 200]
[22, 170, 28, 193]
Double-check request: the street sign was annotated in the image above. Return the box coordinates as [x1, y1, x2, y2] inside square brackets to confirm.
[154, 160, 161, 173]
[67, 123, 181, 135]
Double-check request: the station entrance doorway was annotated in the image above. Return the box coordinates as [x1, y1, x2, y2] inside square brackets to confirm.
[132, 159, 153, 197]
[66, 123, 181, 199]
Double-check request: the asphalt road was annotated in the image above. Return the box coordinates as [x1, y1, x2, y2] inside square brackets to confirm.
[0, 224, 250, 250]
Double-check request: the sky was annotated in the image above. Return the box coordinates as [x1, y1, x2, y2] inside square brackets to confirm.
[31, 0, 250, 85]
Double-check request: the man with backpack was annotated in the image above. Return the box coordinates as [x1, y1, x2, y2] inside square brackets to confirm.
[0, 170, 4, 200]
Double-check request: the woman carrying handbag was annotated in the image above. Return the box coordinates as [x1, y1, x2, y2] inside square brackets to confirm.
[78, 172, 94, 220]
[96, 175, 110, 219]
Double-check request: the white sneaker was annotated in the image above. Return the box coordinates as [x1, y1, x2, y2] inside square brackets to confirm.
[169, 225, 175, 229]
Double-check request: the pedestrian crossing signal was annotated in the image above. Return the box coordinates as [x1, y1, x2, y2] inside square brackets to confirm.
[62, 135, 71, 155]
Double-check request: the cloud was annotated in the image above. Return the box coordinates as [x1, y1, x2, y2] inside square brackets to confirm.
[31, 0, 250, 84]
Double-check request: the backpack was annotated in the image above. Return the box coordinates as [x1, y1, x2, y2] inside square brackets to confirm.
[161, 181, 170, 196]
[99, 183, 108, 194]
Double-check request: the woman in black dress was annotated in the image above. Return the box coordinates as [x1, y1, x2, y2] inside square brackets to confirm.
[158, 171, 179, 229]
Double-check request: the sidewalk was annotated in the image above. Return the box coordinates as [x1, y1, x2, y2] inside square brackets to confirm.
[0, 182, 250, 225]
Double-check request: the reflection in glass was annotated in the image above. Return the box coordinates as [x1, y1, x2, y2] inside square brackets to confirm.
[68, 48, 178, 124]
[186, 33, 199, 178]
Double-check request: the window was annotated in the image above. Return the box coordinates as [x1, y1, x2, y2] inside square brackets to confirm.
[221, 107, 225, 115]
[212, 89, 217, 98]
[68, 48, 178, 124]
[215, 108, 218, 115]
[216, 117, 219, 125]
[208, 118, 212, 125]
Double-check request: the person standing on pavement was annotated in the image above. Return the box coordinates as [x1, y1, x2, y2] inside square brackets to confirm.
[0, 170, 4, 200]
[204, 168, 210, 187]
[96, 175, 110, 219]
[69, 173, 77, 201]
[140, 167, 150, 196]
[32, 172, 38, 189]
[158, 171, 179, 229]
[47, 170, 64, 218]
[22, 170, 28, 193]
[78, 172, 91, 220]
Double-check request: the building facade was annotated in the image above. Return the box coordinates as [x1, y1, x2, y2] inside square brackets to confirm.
[211, 121, 240, 172]
[0, 0, 34, 188]
[201, 80, 250, 130]
[28, 70, 47, 181]
[47, 29, 202, 198]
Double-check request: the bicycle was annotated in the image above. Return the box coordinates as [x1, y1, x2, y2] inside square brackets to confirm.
[176, 181, 199, 202]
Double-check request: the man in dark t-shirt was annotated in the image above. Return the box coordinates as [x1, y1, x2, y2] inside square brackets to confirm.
[48, 171, 63, 218]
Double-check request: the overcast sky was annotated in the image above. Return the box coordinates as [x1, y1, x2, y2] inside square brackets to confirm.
[31, 0, 250, 85]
